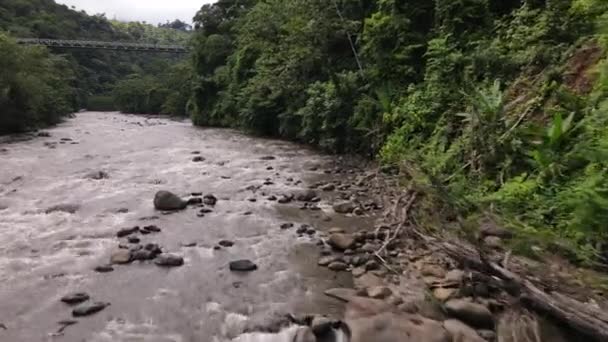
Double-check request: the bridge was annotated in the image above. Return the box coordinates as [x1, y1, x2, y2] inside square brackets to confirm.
[16, 38, 188, 53]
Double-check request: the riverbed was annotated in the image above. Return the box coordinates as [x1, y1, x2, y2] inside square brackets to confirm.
[0, 112, 372, 341]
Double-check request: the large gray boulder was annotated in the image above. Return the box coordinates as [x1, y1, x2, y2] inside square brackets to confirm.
[153, 190, 187, 211]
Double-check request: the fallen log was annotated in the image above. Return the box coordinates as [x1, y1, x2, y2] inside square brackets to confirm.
[441, 241, 608, 341]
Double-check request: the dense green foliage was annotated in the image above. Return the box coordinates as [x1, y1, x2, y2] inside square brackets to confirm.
[0, 0, 191, 131]
[190, 0, 608, 264]
[0, 33, 77, 134]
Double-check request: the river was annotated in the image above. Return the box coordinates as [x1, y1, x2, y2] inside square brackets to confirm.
[0, 112, 372, 341]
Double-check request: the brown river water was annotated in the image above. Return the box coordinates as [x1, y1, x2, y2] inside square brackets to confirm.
[0, 112, 373, 341]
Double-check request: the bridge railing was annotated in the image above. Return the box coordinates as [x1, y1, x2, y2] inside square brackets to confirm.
[16, 38, 188, 53]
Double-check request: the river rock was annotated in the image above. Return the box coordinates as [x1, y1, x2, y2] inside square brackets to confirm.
[352, 267, 366, 277]
[443, 319, 486, 342]
[72, 302, 109, 317]
[110, 250, 132, 264]
[153, 191, 187, 211]
[280, 223, 294, 229]
[328, 261, 348, 271]
[318, 255, 340, 266]
[203, 194, 217, 205]
[421, 264, 446, 278]
[433, 288, 457, 302]
[187, 197, 203, 205]
[477, 329, 496, 341]
[142, 225, 161, 233]
[310, 315, 333, 335]
[445, 269, 466, 283]
[260, 155, 276, 160]
[321, 183, 336, 191]
[131, 249, 155, 261]
[346, 312, 451, 342]
[333, 201, 356, 214]
[296, 225, 308, 234]
[192, 156, 205, 162]
[61, 292, 90, 305]
[219, 240, 234, 247]
[127, 236, 140, 244]
[116, 226, 139, 238]
[328, 227, 345, 234]
[94, 265, 114, 273]
[84, 170, 109, 180]
[45, 203, 80, 214]
[278, 195, 294, 204]
[295, 190, 317, 202]
[230, 259, 257, 272]
[155, 254, 184, 267]
[144, 243, 162, 256]
[328, 233, 356, 250]
[444, 299, 494, 329]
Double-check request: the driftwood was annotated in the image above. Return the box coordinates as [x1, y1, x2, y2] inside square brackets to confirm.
[441, 241, 608, 342]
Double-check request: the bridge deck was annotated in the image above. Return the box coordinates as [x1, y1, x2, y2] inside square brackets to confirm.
[16, 38, 187, 53]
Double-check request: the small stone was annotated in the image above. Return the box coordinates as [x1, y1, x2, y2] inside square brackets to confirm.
[280, 223, 294, 229]
[433, 287, 457, 302]
[267, 195, 277, 201]
[154, 191, 187, 211]
[199, 208, 213, 214]
[142, 225, 161, 233]
[110, 250, 132, 264]
[445, 269, 466, 283]
[131, 250, 154, 261]
[127, 236, 140, 244]
[278, 195, 293, 204]
[306, 228, 316, 235]
[116, 227, 139, 238]
[61, 293, 90, 305]
[296, 225, 309, 234]
[360, 242, 376, 253]
[72, 302, 109, 317]
[328, 233, 356, 250]
[181, 242, 197, 247]
[260, 155, 276, 160]
[352, 267, 366, 277]
[144, 243, 162, 255]
[295, 190, 317, 202]
[318, 255, 339, 266]
[328, 261, 348, 271]
[421, 264, 446, 278]
[365, 260, 380, 271]
[94, 265, 114, 273]
[191, 192, 203, 196]
[229, 259, 257, 272]
[154, 254, 184, 267]
[320, 246, 332, 256]
[344, 249, 354, 255]
[443, 319, 486, 342]
[84, 170, 109, 180]
[214, 246, 222, 250]
[248, 197, 257, 202]
[203, 194, 217, 206]
[367, 286, 392, 299]
[219, 240, 234, 247]
[353, 207, 364, 216]
[332, 201, 356, 214]
[187, 197, 203, 205]
[192, 156, 205, 162]
[191, 151, 200, 155]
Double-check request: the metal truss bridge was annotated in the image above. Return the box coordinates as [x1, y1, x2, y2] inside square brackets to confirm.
[16, 38, 188, 53]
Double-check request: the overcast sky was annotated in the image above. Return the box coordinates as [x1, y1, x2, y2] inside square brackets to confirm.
[55, 0, 215, 24]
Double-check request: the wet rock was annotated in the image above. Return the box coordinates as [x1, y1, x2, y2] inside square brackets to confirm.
[444, 299, 494, 329]
[353, 207, 364, 216]
[365, 260, 380, 271]
[37, 131, 51, 137]
[192, 156, 205, 162]
[187, 197, 203, 205]
[328, 261, 348, 271]
[443, 319, 486, 342]
[267, 195, 277, 201]
[116, 226, 139, 238]
[278, 195, 294, 204]
[61, 292, 90, 305]
[203, 194, 217, 206]
[199, 208, 213, 214]
[230, 259, 258, 272]
[94, 265, 114, 273]
[310, 315, 333, 336]
[367, 286, 392, 299]
[445, 269, 466, 283]
[110, 250, 132, 264]
[280, 223, 294, 230]
[320, 246, 332, 256]
[84, 170, 109, 180]
[296, 225, 309, 234]
[333, 201, 356, 214]
[360, 242, 376, 253]
[144, 243, 163, 256]
[191, 192, 203, 196]
[260, 155, 276, 160]
[214, 246, 222, 250]
[219, 240, 234, 247]
[131, 249, 155, 261]
[45, 203, 80, 214]
[306, 227, 316, 235]
[351, 255, 369, 267]
[318, 255, 340, 266]
[72, 302, 109, 317]
[321, 183, 336, 191]
[153, 191, 187, 211]
[295, 190, 317, 202]
[328, 233, 356, 250]
[154, 254, 184, 267]
[142, 225, 161, 233]
[328, 227, 345, 234]
[477, 330, 496, 341]
[347, 312, 450, 342]
[127, 236, 140, 244]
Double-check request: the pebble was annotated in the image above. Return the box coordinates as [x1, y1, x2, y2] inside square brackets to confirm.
[219, 240, 234, 247]
[72, 302, 109, 317]
[94, 265, 114, 273]
[116, 226, 139, 237]
[61, 293, 90, 305]
[154, 254, 184, 267]
[229, 259, 258, 272]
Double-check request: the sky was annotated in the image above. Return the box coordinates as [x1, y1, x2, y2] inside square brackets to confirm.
[55, 0, 216, 24]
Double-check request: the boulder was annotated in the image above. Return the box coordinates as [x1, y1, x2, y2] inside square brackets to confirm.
[328, 233, 356, 250]
[346, 312, 451, 342]
[333, 201, 356, 214]
[443, 319, 486, 342]
[153, 191, 187, 211]
[444, 299, 494, 329]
